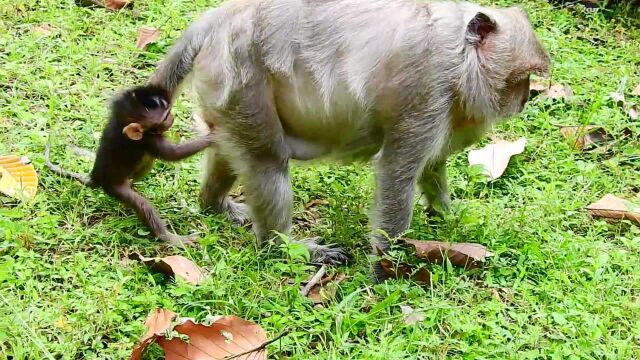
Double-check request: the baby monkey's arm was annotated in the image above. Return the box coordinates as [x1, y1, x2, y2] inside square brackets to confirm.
[147, 132, 216, 161]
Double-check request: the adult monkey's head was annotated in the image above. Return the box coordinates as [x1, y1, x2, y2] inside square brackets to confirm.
[458, 5, 550, 122]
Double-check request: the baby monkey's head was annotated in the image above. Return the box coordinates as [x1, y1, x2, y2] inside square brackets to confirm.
[112, 85, 174, 141]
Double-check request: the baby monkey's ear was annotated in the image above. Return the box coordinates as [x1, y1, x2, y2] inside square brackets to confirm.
[123, 123, 144, 141]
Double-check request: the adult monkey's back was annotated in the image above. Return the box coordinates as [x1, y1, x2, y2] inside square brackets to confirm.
[148, 0, 550, 280]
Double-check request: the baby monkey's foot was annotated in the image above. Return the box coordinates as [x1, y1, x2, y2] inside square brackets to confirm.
[159, 233, 199, 246]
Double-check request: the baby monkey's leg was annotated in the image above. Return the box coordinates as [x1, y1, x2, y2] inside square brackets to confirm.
[106, 183, 196, 245]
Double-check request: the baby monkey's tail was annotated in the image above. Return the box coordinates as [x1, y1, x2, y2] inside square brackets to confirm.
[44, 142, 92, 186]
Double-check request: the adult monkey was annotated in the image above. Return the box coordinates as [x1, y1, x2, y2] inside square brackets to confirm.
[146, 0, 550, 279]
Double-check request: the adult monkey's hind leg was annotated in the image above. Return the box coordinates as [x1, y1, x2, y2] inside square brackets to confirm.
[199, 147, 251, 226]
[227, 81, 350, 266]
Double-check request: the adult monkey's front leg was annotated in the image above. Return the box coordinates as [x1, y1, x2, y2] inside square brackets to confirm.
[370, 112, 450, 282]
[418, 161, 451, 215]
[370, 141, 427, 282]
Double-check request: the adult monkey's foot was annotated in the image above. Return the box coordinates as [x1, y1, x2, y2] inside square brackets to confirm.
[301, 237, 352, 265]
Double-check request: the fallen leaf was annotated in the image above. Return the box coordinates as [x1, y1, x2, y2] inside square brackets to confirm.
[587, 194, 640, 225]
[0, 155, 38, 201]
[559, 125, 609, 150]
[130, 253, 204, 285]
[105, 0, 132, 10]
[529, 79, 549, 93]
[627, 104, 638, 120]
[378, 258, 431, 284]
[467, 137, 527, 180]
[294, 199, 328, 231]
[136, 26, 161, 50]
[304, 273, 347, 304]
[304, 198, 329, 209]
[632, 85, 640, 96]
[158, 317, 267, 360]
[131, 309, 177, 360]
[609, 91, 626, 105]
[543, 84, 573, 100]
[131, 311, 270, 360]
[54, 315, 71, 331]
[399, 305, 425, 325]
[34, 24, 53, 36]
[403, 239, 493, 269]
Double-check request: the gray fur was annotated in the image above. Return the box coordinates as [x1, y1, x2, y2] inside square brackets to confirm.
[149, 0, 550, 274]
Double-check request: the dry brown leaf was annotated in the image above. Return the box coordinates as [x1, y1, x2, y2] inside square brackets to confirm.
[158, 316, 268, 360]
[130, 253, 204, 285]
[131, 312, 269, 360]
[34, 24, 53, 36]
[543, 84, 573, 100]
[305, 273, 347, 304]
[632, 85, 640, 96]
[105, 0, 131, 10]
[136, 26, 161, 50]
[0, 155, 38, 201]
[403, 239, 493, 269]
[467, 137, 526, 180]
[587, 194, 640, 225]
[399, 305, 425, 325]
[559, 125, 609, 150]
[304, 198, 329, 209]
[378, 258, 431, 284]
[131, 309, 177, 360]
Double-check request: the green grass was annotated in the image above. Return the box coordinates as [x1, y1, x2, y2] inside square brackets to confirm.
[1, 0, 640, 358]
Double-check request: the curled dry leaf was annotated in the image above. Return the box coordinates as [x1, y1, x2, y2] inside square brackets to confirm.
[131, 309, 177, 360]
[559, 125, 609, 150]
[399, 305, 425, 325]
[542, 84, 573, 101]
[130, 253, 204, 285]
[529, 79, 549, 94]
[587, 194, 640, 225]
[305, 198, 329, 209]
[403, 239, 493, 269]
[136, 26, 161, 50]
[467, 137, 526, 180]
[0, 155, 38, 201]
[131, 311, 269, 360]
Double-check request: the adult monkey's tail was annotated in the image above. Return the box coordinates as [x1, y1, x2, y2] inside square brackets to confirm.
[147, 10, 217, 99]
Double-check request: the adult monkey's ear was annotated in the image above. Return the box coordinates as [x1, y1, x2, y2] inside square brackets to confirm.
[466, 12, 497, 46]
[123, 123, 144, 141]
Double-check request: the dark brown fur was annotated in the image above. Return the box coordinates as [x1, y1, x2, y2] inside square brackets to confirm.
[45, 85, 215, 245]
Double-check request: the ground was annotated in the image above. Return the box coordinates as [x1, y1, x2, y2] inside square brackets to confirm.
[1, 0, 640, 359]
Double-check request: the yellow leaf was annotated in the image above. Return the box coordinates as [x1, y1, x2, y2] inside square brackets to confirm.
[54, 316, 71, 331]
[0, 155, 38, 201]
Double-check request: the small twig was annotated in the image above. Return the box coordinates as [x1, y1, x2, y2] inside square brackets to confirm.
[300, 264, 326, 297]
[224, 330, 290, 360]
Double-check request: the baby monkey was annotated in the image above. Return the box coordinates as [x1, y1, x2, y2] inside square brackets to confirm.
[45, 85, 215, 245]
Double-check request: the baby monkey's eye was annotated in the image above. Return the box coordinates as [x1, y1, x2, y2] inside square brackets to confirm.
[140, 95, 167, 111]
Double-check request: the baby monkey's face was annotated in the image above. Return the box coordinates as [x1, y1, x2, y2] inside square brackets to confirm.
[140, 94, 174, 134]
